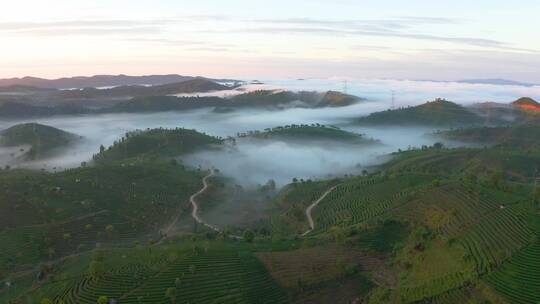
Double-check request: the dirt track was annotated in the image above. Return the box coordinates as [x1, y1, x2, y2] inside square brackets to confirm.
[302, 186, 337, 236]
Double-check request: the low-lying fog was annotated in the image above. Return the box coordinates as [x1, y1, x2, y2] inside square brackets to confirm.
[1, 78, 538, 187]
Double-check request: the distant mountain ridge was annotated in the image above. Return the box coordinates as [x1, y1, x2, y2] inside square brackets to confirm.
[415, 78, 538, 87]
[58, 78, 231, 99]
[0, 74, 239, 89]
[456, 79, 538, 87]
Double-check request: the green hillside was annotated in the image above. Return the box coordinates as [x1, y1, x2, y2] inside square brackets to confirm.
[0, 123, 80, 159]
[266, 142, 540, 303]
[3, 124, 540, 304]
[231, 90, 362, 108]
[240, 124, 380, 144]
[93, 128, 223, 163]
[439, 124, 540, 149]
[357, 99, 483, 126]
[10, 242, 290, 304]
[318, 90, 361, 107]
[0, 160, 203, 275]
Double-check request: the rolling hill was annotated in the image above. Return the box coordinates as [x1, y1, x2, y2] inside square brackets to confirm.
[239, 124, 380, 145]
[318, 90, 362, 107]
[512, 97, 540, 113]
[231, 90, 362, 108]
[357, 98, 483, 127]
[0, 123, 80, 160]
[93, 128, 223, 163]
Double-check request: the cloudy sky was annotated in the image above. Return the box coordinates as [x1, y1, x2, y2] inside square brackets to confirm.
[1, 0, 539, 81]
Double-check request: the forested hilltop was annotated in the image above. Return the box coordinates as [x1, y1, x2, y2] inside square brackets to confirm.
[0, 123, 80, 160]
[236, 124, 379, 145]
[357, 98, 483, 126]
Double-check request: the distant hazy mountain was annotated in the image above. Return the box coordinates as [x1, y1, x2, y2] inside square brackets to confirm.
[416, 78, 537, 87]
[0, 74, 238, 89]
[455, 79, 537, 87]
[0, 101, 87, 118]
[58, 78, 231, 99]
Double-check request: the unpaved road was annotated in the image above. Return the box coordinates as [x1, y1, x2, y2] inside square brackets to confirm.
[158, 170, 216, 244]
[302, 186, 337, 236]
[190, 170, 221, 232]
[160, 169, 242, 242]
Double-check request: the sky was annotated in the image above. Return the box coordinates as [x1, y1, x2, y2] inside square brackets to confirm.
[1, 0, 539, 82]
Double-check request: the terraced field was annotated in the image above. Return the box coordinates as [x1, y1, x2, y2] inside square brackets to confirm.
[257, 245, 372, 290]
[43, 247, 288, 304]
[485, 240, 540, 304]
[0, 211, 153, 275]
[310, 174, 433, 233]
[271, 179, 341, 236]
[396, 183, 534, 270]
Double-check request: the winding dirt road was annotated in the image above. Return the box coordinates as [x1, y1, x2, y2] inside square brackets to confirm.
[190, 170, 221, 232]
[302, 186, 337, 236]
[160, 169, 242, 241]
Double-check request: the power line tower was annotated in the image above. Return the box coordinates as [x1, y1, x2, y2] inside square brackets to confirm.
[391, 90, 395, 110]
[343, 80, 348, 94]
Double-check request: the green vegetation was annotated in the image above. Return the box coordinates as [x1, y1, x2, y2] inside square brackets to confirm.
[15, 243, 288, 304]
[271, 178, 341, 236]
[238, 124, 379, 144]
[318, 90, 361, 107]
[485, 240, 540, 303]
[357, 98, 483, 126]
[93, 128, 223, 163]
[0, 160, 202, 275]
[0, 123, 79, 160]
[3, 118, 540, 303]
[231, 90, 361, 108]
[269, 139, 540, 302]
[440, 123, 540, 149]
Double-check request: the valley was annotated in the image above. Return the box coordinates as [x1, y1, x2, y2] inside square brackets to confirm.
[0, 76, 539, 304]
